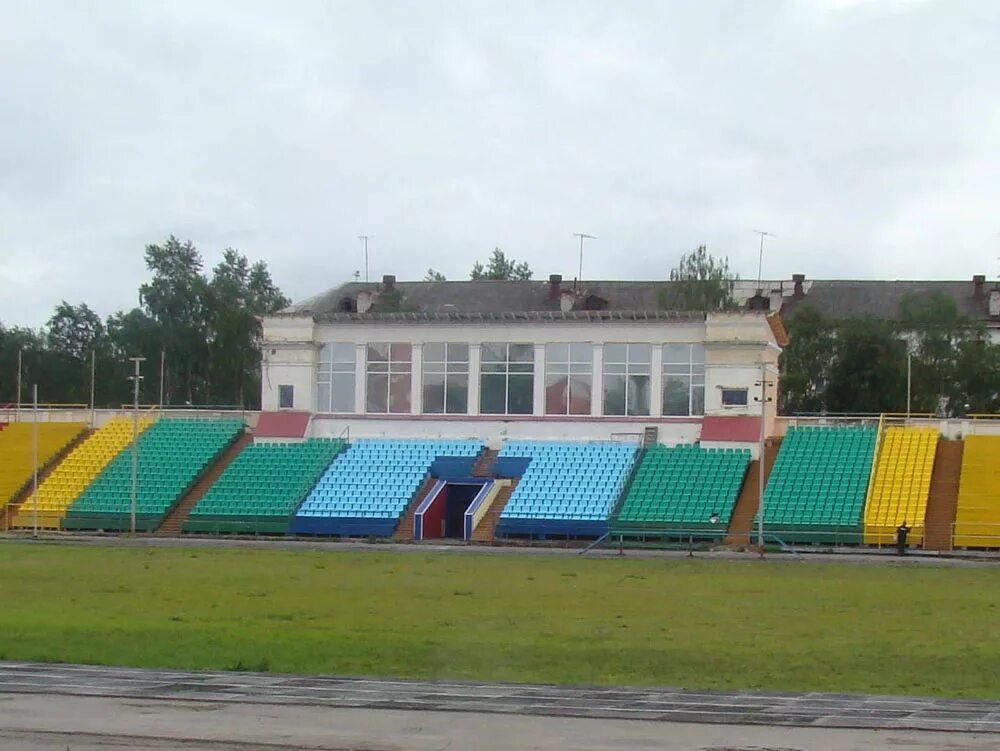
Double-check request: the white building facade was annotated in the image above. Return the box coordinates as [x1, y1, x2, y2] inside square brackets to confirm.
[260, 310, 783, 451]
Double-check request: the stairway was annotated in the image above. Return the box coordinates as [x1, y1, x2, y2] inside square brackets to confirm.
[1, 427, 92, 531]
[471, 447, 498, 477]
[471, 478, 519, 543]
[725, 438, 781, 546]
[155, 432, 253, 536]
[393, 475, 439, 541]
[923, 439, 963, 551]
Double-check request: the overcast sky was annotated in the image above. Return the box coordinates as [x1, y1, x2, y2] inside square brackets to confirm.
[2, 0, 999, 327]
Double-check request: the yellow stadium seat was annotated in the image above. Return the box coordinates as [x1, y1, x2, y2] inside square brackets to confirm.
[0, 422, 85, 525]
[954, 435, 1000, 548]
[863, 427, 938, 545]
[10, 418, 153, 530]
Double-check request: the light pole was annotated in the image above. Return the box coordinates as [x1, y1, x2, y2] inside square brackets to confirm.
[128, 356, 146, 535]
[31, 384, 38, 537]
[906, 352, 912, 422]
[357, 235, 370, 283]
[15, 348, 22, 422]
[753, 230, 775, 290]
[754, 361, 775, 555]
[573, 233, 596, 285]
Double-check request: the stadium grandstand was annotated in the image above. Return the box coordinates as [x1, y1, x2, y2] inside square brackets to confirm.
[0, 272, 998, 550]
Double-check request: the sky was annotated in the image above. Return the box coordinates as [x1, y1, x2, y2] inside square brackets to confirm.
[2, 0, 999, 327]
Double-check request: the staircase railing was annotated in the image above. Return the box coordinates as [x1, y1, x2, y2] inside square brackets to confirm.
[861, 412, 886, 532]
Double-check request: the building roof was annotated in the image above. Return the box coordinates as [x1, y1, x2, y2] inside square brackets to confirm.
[281, 275, 1000, 324]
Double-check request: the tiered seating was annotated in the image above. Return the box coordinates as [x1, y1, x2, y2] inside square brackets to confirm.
[184, 439, 345, 535]
[11, 418, 153, 529]
[953, 435, 1000, 548]
[760, 426, 876, 544]
[0, 422, 85, 513]
[496, 440, 639, 537]
[613, 444, 750, 535]
[290, 438, 484, 536]
[863, 427, 938, 545]
[62, 419, 244, 532]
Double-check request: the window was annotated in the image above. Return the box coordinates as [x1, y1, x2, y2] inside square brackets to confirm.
[422, 343, 469, 414]
[278, 384, 294, 409]
[662, 343, 706, 416]
[316, 343, 356, 413]
[602, 343, 651, 416]
[721, 388, 749, 407]
[480, 343, 534, 414]
[545, 343, 592, 415]
[366, 343, 412, 413]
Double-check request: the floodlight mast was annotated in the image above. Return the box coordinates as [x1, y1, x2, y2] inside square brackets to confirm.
[128, 356, 146, 535]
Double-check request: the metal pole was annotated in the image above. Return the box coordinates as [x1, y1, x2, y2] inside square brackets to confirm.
[159, 350, 165, 409]
[32, 384, 38, 537]
[573, 233, 596, 284]
[16, 348, 22, 421]
[753, 230, 774, 290]
[906, 353, 912, 422]
[757, 361, 767, 554]
[357, 235, 369, 283]
[89, 349, 96, 428]
[128, 356, 146, 535]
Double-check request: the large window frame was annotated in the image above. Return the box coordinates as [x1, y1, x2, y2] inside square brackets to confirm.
[316, 343, 356, 413]
[544, 343, 593, 415]
[602, 343, 651, 416]
[662, 343, 706, 416]
[365, 343, 412, 413]
[422, 343, 470, 414]
[479, 342, 534, 415]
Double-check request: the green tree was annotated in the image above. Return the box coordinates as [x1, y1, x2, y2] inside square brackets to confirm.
[658, 245, 737, 311]
[826, 316, 907, 414]
[470, 248, 532, 280]
[953, 338, 1000, 415]
[779, 305, 834, 414]
[424, 269, 446, 282]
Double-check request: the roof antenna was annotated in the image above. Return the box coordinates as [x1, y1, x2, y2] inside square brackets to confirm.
[753, 230, 775, 291]
[357, 235, 370, 283]
[574, 233, 596, 289]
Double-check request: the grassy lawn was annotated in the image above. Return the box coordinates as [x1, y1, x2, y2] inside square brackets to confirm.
[0, 543, 997, 698]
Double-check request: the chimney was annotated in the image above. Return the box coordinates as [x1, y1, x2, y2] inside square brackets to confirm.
[973, 274, 986, 300]
[989, 288, 1000, 317]
[792, 273, 806, 299]
[548, 274, 562, 301]
[382, 274, 396, 292]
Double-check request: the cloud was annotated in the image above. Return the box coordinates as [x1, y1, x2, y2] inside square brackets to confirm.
[1, 0, 998, 326]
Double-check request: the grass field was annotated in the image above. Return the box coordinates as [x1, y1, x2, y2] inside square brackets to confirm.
[0, 543, 998, 698]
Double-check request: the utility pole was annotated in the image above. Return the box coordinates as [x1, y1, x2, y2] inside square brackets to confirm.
[15, 348, 22, 422]
[753, 230, 775, 290]
[89, 349, 96, 428]
[573, 233, 596, 286]
[755, 362, 775, 556]
[906, 352, 912, 422]
[159, 350, 166, 410]
[31, 384, 38, 537]
[128, 357, 146, 535]
[357, 235, 370, 283]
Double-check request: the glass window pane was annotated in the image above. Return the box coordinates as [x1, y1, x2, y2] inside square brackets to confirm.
[422, 372, 445, 414]
[367, 343, 388, 362]
[545, 374, 569, 415]
[331, 373, 354, 412]
[480, 374, 506, 414]
[445, 374, 468, 414]
[423, 343, 446, 363]
[627, 374, 650, 416]
[447, 360, 467, 373]
[390, 343, 412, 362]
[510, 343, 534, 363]
[546, 343, 569, 363]
[570, 343, 592, 363]
[389, 373, 411, 413]
[366, 374, 387, 412]
[331, 343, 355, 363]
[662, 375, 690, 416]
[662, 343, 689, 364]
[629, 344, 651, 364]
[279, 385, 294, 409]
[603, 374, 626, 416]
[447, 343, 469, 362]
[604, 343, 626, 363]
[568, 374, 592, 415]
[507, 374, 534, 414]
[481, 343, 506, 363]
[692, 384, 705, 416]
[691, 344, 705, 365]
[316, 382, 331, 412]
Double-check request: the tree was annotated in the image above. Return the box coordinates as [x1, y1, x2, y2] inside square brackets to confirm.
[424, 269, 446, 282]
[658, 245, 737, 311]
[825, 316, 907, 414]
[779, 305, 834, 414]
[469, 248, 532, 281]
